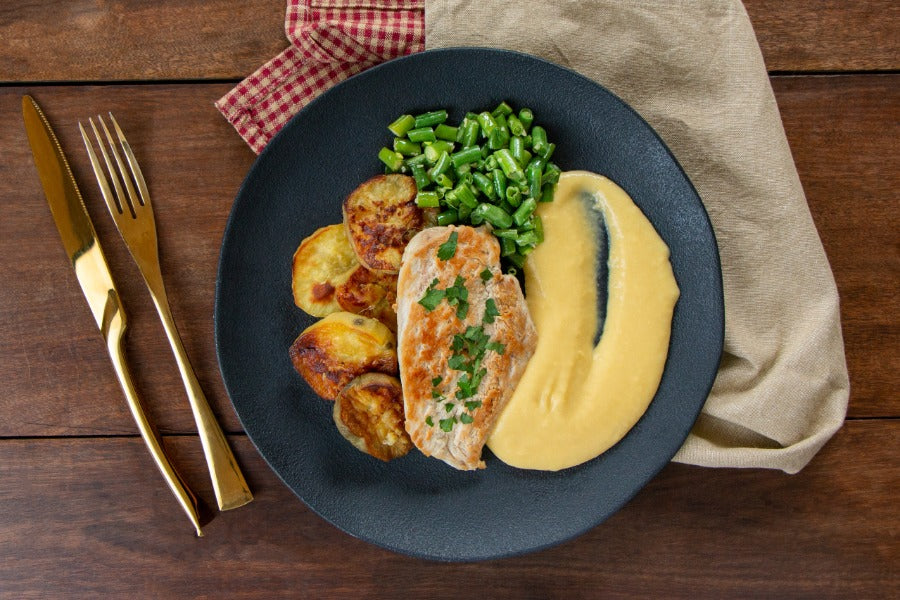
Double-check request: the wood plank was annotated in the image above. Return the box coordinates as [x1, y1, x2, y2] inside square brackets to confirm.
[0, 0, 287, 82]
[744, 0, 900, 72]
[0, 75, 895, 437]
[0, 1, 897, 82]
[0, 421, 896, 598]
[773, 74, 900, 417]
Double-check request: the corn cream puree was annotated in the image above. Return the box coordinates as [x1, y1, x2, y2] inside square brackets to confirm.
[487, 171, 680, 471]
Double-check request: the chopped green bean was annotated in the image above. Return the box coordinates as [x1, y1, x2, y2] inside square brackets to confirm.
[405, 153, 428, 168]
[378, 147, 404, 171]
[492, 101, 513, 117]
[500, 237, 517, 256]
[542, 162, 561, 186]
[472, 172, 496, 200]
[414, 110, 449, 128]
[388, 114, 415, 137]
[457, 201, 473, 221]
[493, 113, 508, 133]
[410, 163, 429, 190]
[526, 158, 545, 202]
[476, 112, 498, 137]
[435, 173, 454, 189]
[531, 126, 549, 155]
[507, 252, 527, 268]
[518, 108, 534, 131]
[505, 185, 522, 207]
[492, 168, 507, 201]
[516, 230, 539, 247]
[416, 191, 441, 208]
[533, 215, 544, 243]
[408, 127, 437, 143]
[539, 182, 556, 202]
[453, 182, 478, 208]
[507, 114, 525, 136]
[428, 150, 451, 181]
[451, 145, 483, 168]
[493, 149, 525, 182]
[513, 197, 537, 226]
[435, 123, 459, 141]
[425, 140, 455, 163]
[394, 138, 421, 156]
[488, 127, 510, 150]
[437, 209, 458, 226]
[471, 203, 513, 229]
[460, 119, 480, 147]
[492, 228, 519, 239]
[538, 141, 555, 160]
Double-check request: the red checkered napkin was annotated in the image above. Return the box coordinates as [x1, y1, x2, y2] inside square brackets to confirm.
[216, 0, 425, 153]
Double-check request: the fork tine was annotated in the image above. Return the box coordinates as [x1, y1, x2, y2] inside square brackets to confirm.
[79, 120, 125, 217]
[97, 115, 142, 217]
[109, 113, 150, 208]
[86, 118, 130, 217]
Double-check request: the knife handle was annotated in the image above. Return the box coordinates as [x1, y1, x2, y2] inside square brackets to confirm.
[148, 281, 253, 511]
[102, 294, 204, 536]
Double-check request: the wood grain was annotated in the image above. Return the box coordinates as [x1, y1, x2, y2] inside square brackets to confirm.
[0, 422, 896, 598]
[774, 74, 900, 417]
[744, 0, 900, 72]
[0, 0, 287, 82]
[1, 75, 894, 437]
[0, 1, 897, 83]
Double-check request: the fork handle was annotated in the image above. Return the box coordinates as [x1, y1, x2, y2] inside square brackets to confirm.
[149, 289, 253, 511]
[105, 305, 204, 536]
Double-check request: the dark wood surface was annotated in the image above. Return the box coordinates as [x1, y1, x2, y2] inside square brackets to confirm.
[0, 1, 897, 597]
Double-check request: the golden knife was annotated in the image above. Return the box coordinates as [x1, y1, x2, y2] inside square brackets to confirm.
[22, 95, 204, 536]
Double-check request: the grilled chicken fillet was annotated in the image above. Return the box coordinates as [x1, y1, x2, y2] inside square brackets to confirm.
[396, 225, 537, 470]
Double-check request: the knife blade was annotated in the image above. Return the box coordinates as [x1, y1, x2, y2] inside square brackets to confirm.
[22, 95, 204, 536]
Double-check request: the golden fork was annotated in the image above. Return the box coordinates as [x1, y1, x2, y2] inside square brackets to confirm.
[79, 114, 253, 511]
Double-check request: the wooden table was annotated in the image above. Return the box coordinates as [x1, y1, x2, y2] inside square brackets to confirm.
[1, 2, 896, 597]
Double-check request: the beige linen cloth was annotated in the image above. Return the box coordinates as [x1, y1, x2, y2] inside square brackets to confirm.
[426, 0, 849, 473]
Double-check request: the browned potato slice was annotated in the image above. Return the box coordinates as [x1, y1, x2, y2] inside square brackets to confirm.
[292, 224, 359, 317]
[333, 373, 412, 461]
[342, 174, 425, 273]
[289, 312, 398, 400]
[335, 265, 399, 331]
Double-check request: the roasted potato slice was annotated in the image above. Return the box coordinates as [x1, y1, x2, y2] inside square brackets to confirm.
[292, 224, 359, 317]
[335, 265, 399, 331]
[333, 373, 412, 461]
[342, 174, 425, 273]
[289, 312, 398, 400]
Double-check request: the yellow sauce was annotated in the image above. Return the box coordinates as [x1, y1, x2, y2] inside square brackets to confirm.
[487, 171, 680, 471]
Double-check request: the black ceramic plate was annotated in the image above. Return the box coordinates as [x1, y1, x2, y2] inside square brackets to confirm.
[215, 48, 723, 561]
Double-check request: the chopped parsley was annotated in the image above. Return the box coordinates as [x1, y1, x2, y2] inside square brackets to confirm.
[437, 231, 458, 261]
[485, 341, 506, 355]
[445, 320, 503, 401]
[418, 278, 445, 311]
[483, 298, 499, 324]
[425, 416, 434, 427]
[417, 275, 469, 320]
[419, 261, 511, 428]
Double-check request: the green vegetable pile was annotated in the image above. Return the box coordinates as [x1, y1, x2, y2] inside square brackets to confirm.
[377, 101, 559, 269]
